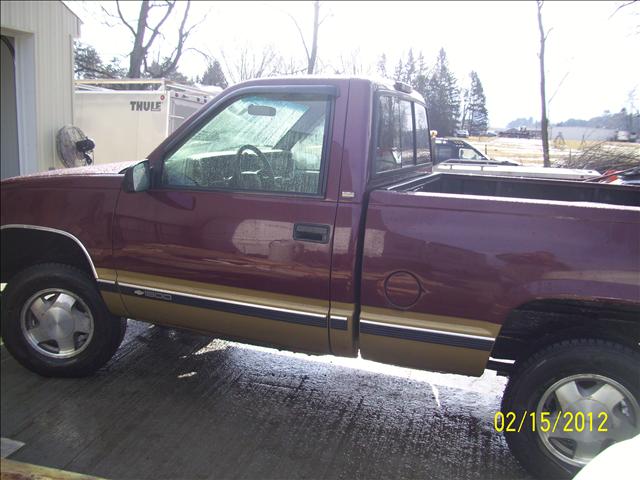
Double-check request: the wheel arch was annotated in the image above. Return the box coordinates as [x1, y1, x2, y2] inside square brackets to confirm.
[1, 225, 97, 283]
[491, 297, 640, 364]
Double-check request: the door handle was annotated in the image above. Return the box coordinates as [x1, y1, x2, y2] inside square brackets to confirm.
[293, 223, 331, 244]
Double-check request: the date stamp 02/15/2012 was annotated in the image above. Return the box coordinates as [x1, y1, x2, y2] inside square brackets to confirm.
[494, 411, 609, 433]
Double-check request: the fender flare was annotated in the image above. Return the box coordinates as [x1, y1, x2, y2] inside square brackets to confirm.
[0, 224, 98, 279]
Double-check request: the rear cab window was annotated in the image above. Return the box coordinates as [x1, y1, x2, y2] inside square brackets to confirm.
[373, 93, 432, 179]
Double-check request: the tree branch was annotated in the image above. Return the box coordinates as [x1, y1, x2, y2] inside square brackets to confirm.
[142, 1, 176, 51]
[318, 12, 332, 26]
[98, 5, 120, 29]
[549, 70, 571, 104]
[609, 0, 637, 19]
[284, 11, 310, 62]
[114, 1, 137, 37]
[219, 49, 237, 84]
[154, 0, 193, 77]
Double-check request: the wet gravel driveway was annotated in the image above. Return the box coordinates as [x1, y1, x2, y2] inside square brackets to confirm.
[1, 320, 531, 479]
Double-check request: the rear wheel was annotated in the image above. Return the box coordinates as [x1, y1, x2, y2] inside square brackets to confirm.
[502, 339, 640, 479]
[1, 263, 126, 377]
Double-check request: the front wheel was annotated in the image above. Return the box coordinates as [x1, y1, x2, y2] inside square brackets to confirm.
[1, 263, 126, 377]
[501, 338, 640, 479]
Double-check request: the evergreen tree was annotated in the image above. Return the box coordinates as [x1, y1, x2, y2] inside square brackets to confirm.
[466, 71, 489, 134]
[413, 51, 429, 101]
[377, 53, 388, 78]
[394, 59, 404, 82]
[416, 51, 427, 76]
[199, 59, 228, 88]
[426, 48, 460, 136]
[403, 49, 416, 85]
[146, 61, 192, 84]
[74, 42, 126, 79]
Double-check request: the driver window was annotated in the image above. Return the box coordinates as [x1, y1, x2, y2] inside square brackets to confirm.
[162, 94, 331, 195]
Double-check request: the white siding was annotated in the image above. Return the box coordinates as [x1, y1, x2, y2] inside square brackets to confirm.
[549, 126, 617, 142]
[1, 1, 80, 172]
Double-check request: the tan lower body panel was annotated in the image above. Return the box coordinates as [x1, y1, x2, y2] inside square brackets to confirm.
[95, 270, 496, 373]
[359, 306, 499, 377]
[360, 333, 491, 376]
[361, 306, 501, 338]
[122, 296, 329, 354]
[102, 270, 330, 355]
[329, 302, 357, 357]
[116, 271, 327, 314]
[100, 291, 128, 317]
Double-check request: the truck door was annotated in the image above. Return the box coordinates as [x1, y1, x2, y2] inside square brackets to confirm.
[112, 86, 343, 354]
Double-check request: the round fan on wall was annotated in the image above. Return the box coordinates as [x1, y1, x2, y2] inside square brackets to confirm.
[56, 125, 95, 168]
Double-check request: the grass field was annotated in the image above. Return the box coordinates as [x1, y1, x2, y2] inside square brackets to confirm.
[465, 136, 640, 168]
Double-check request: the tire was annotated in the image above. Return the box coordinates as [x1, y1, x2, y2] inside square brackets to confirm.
[1, 263, 126, 377]
[502, 338, 640, 479]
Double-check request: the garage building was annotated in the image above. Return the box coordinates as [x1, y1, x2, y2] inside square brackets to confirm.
[1, 0, 80, 180]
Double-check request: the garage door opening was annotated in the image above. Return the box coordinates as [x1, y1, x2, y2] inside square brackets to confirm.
[1, 34, 20, 180]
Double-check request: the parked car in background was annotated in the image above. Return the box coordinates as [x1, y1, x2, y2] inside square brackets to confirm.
[615, 130, 631, 142]
[434, 137, 497, 163]
[454, 128, 469, 138]
[433, 138, 601, 180]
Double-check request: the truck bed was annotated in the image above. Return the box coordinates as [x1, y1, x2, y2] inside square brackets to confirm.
[358, 172, 639, 375]
[389, 172, 640, 207]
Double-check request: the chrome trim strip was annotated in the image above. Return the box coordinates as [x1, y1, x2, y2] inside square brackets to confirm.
[96, 279, 118, 293]
[488, 357, 515, 365]
[116, 281, 327, 319]
[360, 319, 495, 342]
[330, 315, 348, 321]
[1, 224, 98, 279]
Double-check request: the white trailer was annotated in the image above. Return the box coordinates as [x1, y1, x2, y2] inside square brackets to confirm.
[73, 79, 222, 164]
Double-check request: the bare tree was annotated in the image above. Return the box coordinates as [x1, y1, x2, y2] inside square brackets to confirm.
[537, 0, 551, 167]
[331, 48, 371, 76]
[103, 1, 203, 79]
[285, 1, 325, 74]
[277, 57, 308, 76]
[220, 44, 285, 84]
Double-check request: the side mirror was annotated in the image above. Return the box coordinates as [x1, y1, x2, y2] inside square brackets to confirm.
[123, 160, 150, 193]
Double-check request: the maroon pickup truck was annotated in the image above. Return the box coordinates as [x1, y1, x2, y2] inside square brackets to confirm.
[1, 77, 639, 478]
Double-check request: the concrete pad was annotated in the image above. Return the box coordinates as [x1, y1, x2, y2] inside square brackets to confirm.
[2, 320, 531, 479]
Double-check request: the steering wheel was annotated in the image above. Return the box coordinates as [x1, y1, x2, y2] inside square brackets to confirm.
[234, 145, 275, 189]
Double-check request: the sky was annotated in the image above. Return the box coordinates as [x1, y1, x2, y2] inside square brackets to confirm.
[68, 0, 640, 128]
